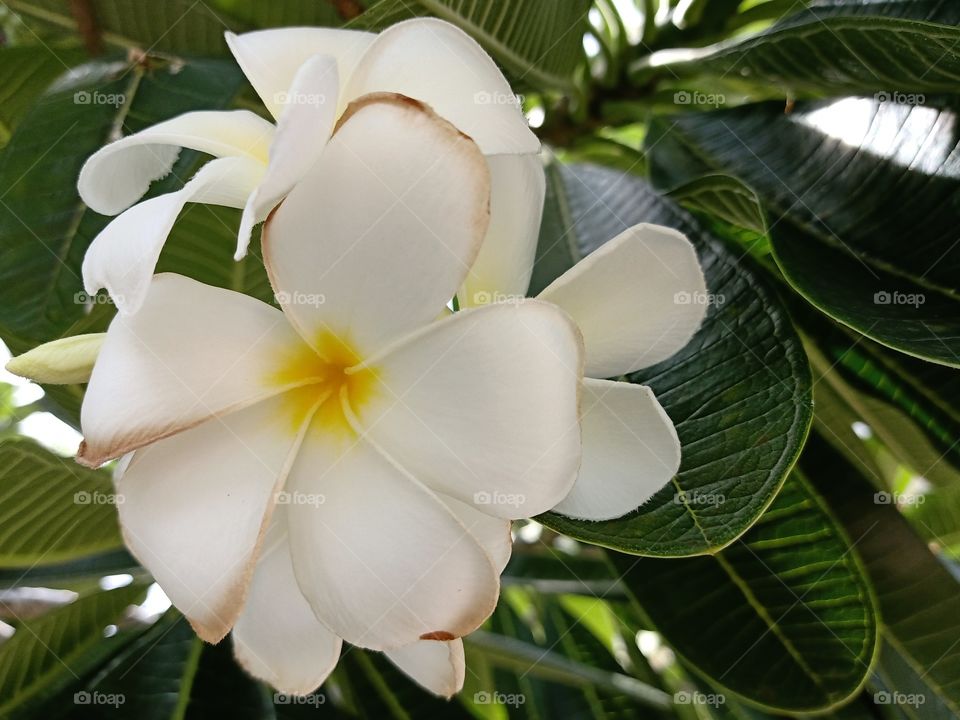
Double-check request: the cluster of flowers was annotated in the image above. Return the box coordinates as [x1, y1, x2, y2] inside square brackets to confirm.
[9, 19, 706, 698]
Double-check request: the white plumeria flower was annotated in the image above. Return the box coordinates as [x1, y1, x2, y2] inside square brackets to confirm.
[464, 223, 709, 520]
[77, 18, 544, 316]
[78, 95, 582, 696]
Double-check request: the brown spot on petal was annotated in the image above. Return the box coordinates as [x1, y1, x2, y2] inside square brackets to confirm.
[420, 630, 456, 641]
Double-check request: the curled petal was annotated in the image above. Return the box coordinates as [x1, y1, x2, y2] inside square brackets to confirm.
[82, 156, 264, 315]
[78, 110, 273, 215]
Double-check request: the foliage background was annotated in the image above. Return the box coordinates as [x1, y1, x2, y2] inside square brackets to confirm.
[0, 0, 959, 717]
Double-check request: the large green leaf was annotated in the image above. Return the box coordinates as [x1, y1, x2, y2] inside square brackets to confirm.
[0, 585, 146, 718]
[647, 98, 960, 366]
[795, 301, 960, 488]
[0, 438, 122, 567]
[0, 45, 84, 146]
[353, 0, 591, 93]
[640, 0, 960, 96]
[611, 472, 879, 714]
[0, 56, 248, 344]
[807, 436, 960, 718]
[535, 163, 812, 557]
[73, 611, 273, 719]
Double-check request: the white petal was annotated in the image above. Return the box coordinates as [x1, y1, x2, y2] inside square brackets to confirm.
[552, 379, 680, 521]
[286, 434, 499, 651]
[538, 224, 707, 378]
[461, 154, 545, 307]
[263, 93, 489, 355]
[83, 156, 264, 315]
[385, 639, 465, 698]
[79, 274, 306, 467]
[356, 300, 582, 519]
[225, 28, 375, 119]
[236, 54, 339, 260]
[117, 394, 309, 642]
[233, 513, 342, 695]
[346, 18, 538, 154]
[78, 110, 274, 215]
[440, 494, 512, 572]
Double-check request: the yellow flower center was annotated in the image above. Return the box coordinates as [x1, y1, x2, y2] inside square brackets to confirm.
[272, 332, 380, 438]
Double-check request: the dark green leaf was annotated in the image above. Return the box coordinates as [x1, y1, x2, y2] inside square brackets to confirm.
[0, 585, 146, 718]
[611, 472, 879, 714]
[536, 163, 812, 557]
[647, 99, 960, 366]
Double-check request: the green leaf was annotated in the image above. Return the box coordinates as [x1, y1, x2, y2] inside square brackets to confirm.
[352, 0, 591, 93]
[0, 550, 138, 591]
[799, 312, 960, 488]
[0, 45, 84, 146]
[0, 438, 122, 567]
[0, 56, 248, 344]
[807, 436, 960, 718]
[0, 584, 146, 718]
[647, 98, 960, 366]
[640, 1, 960, 96]
[535, 162, 812, 557]
[4, 0, 237, 55]
[666, 174, 766, 236]
[74, 610, 273, 719]
[611, 472, 879, 714]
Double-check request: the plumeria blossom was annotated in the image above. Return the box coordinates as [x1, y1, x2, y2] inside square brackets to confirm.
[76, 95, 583, 696]
[464, 223, 708, 520]
[77, 18, 543, 315]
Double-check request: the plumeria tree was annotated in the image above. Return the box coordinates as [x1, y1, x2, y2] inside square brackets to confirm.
[0, 1, 958, 718]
